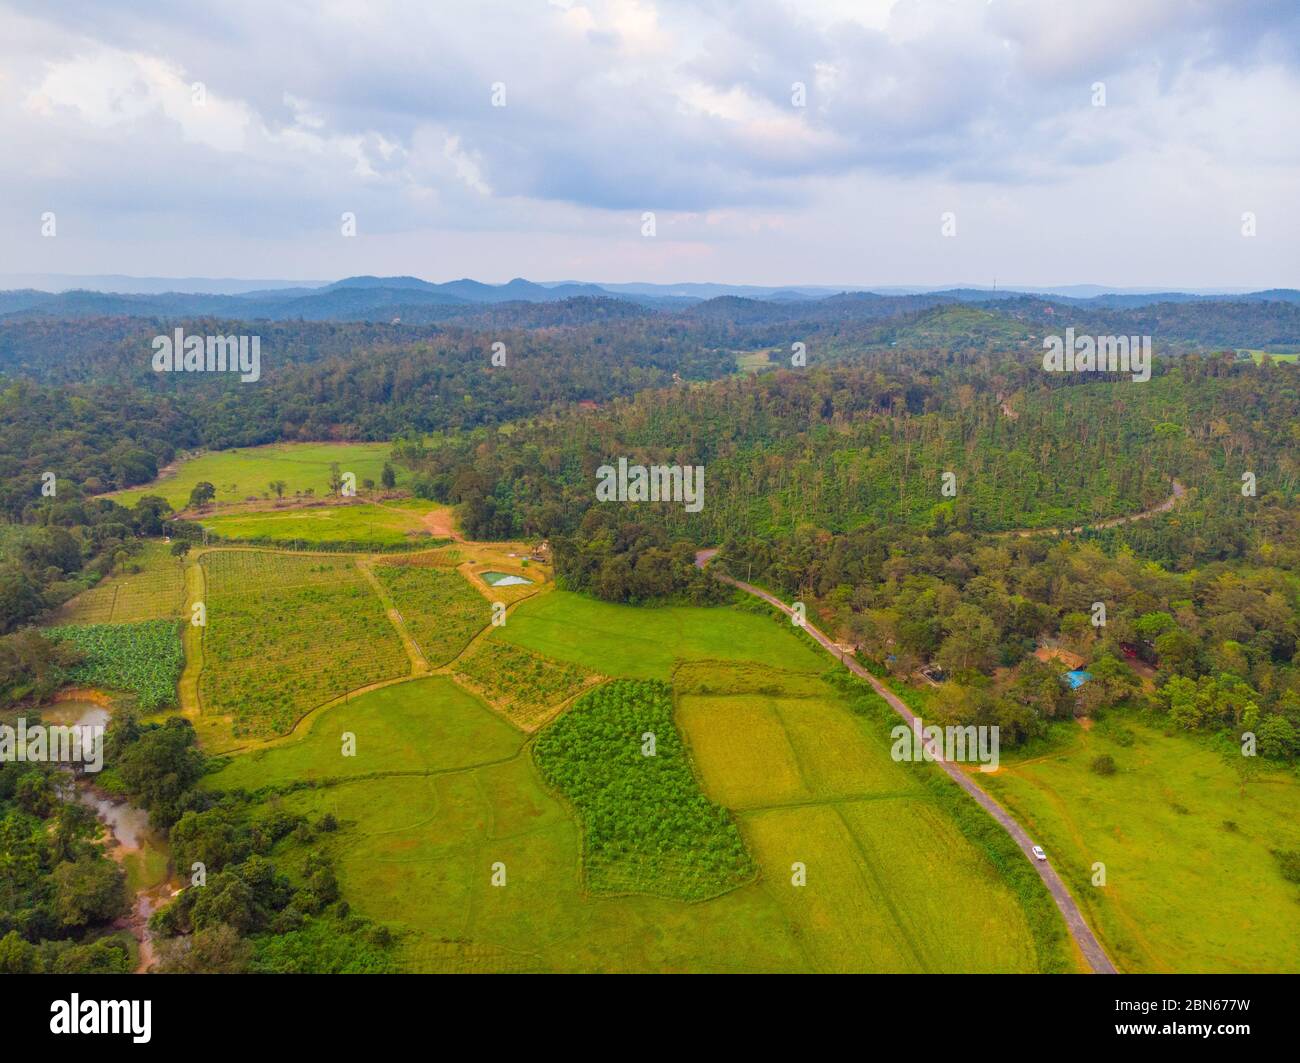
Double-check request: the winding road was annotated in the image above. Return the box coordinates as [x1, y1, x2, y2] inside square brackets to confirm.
[696, 549, 1118, 975]
[1001, 480, 1186, 538]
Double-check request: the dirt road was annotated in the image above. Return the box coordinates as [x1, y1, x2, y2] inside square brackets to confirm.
[1001, 480, 1186, 538]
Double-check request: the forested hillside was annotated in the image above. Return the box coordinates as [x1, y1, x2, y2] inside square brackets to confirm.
[396, 355, 1299, 542]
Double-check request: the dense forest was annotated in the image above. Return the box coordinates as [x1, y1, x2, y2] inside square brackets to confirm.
[396, 353, 1298, 543]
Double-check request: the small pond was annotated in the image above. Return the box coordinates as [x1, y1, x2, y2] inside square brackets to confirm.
[479, 571, 533, 587]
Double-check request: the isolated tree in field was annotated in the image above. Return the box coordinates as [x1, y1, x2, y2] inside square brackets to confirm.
[328, 463, 343, 497]
[188, 482, 216, 509]
[170, 540, 191, 558]
[381, 463, 396, 490]
[269, 480, 287, 499]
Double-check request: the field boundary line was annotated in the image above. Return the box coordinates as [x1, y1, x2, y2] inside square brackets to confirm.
[431, 580, 550, 674]
[240, 752, 528, 796]
[356, 558, 431, 673]
[446, 663, 606, 735]
[737, 790, 920, 814]
[697, 553, 1118, 975]
[830, 804, 929, 971]
[178, 556, 207, 718]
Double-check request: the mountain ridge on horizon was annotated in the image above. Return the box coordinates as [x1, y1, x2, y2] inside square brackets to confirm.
[1, 273, 1298, 327]
[1, 272, 1289, 300]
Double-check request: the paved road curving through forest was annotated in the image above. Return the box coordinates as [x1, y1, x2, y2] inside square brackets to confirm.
[695, 549, 1118, 975]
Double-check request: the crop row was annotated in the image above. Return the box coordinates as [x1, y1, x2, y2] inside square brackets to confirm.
[200, 552, 408, 737]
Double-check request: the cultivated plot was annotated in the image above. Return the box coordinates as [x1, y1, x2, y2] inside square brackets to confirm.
[452, 638, 598, 731]
[198, 550, 408, 738]
[53, 542, 187, 624]
[678, 673, 1040, 973]
[45, 619, 183, 711]
[371, 560, 489, 667]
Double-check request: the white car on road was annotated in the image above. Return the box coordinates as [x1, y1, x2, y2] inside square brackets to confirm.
[1031, 845, 1047, 861]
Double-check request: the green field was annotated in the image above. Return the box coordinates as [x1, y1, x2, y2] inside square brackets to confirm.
[207, 677, 523, 792]
[208, 677, 801, 972]
[977, 715, 1300, 973]
[199, 498, 443, 547]
[198, 550, 409, 738]
[1238, 349, 1300, 365]
[109, 442, 405, 510]
[735, 349, 775, 373]
[52, 542, 186, 624]
[676, 666, 1044, 972]
[200, 598, 1055, 972]
[46, 619, 183, 710]
[499, 591, 827, 679]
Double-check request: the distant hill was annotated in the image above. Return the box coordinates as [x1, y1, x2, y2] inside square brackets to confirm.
[1, 274, 1296, 330]
[326, 275, 443, 292]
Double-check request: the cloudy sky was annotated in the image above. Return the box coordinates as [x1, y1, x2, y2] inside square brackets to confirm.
[2, 0, 1297, 288]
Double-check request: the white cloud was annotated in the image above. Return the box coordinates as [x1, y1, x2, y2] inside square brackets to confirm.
[27, 49, 252, 152]
[0, 0, 1296, 284]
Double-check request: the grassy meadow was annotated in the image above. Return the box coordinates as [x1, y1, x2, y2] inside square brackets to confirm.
[206, 677, 523, 791]
[1238, 349, 1300, 365]
[498, 591, 827, 679]
[109, 442, 405, 510]
[199, 498, 446, 547]
[976, 715, 1300, 973]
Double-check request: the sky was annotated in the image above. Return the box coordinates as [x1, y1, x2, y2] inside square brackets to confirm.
[1, 0, 1297, 289]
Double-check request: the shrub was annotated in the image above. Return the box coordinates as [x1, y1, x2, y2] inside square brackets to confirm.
[1090, 754, 1117, 776]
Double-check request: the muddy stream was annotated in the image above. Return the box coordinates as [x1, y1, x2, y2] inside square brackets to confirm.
[45, 700, 178, 973]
